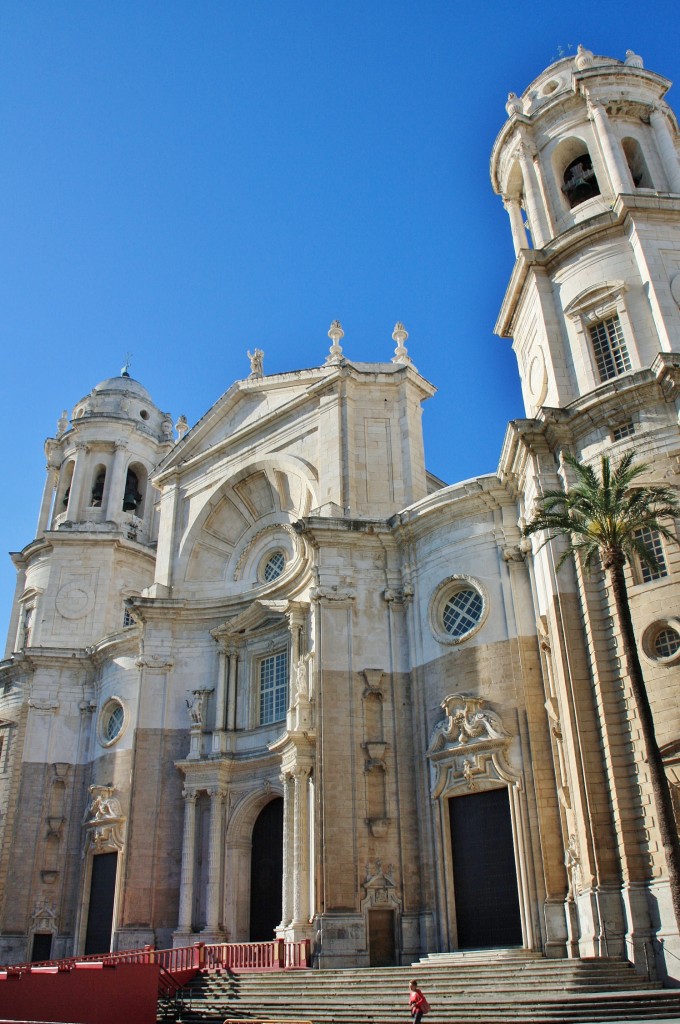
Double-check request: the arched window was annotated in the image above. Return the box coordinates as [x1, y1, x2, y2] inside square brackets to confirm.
[122, 468, 142, 512]
[562, 153, 600, 208]
[622, 137, 654, 189]
[59, 461, 75, 511]
[90, 466, 106, 507]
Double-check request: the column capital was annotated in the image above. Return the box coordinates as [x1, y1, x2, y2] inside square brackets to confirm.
[182, 789, 199, 803]
[207, 787, 226, 801]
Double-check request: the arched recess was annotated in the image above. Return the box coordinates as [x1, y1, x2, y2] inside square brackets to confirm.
[90, 464, 107, 507]
[55, 460, 75, 519]
[426, 694, 537, 952]
[622, 137, 654, 189]
[123, 462, 148, 516]
[178, 457, 318, 588]
[223, 784, 284, 941]
[551, 137, 601, 211]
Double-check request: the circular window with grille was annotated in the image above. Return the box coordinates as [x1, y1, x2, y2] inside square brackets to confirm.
[261, 550, 286, 583]
[98, 698, 127, 747]
[643, 620, 680, 664]
[430, 576, 488, 646]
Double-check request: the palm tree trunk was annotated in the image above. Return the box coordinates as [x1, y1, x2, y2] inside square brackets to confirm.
[606, 550, 680, 933]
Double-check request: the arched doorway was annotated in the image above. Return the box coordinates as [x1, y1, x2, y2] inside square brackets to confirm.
[249, 798, 283, 940]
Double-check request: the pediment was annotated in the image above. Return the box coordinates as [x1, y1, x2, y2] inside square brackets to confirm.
[157, 368, 330, 478]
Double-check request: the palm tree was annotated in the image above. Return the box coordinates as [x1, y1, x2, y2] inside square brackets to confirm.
[524, 449, 680, 932]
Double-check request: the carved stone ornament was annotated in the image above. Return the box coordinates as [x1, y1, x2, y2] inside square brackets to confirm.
[136, 655, 174, 670]
[28, 699, 60, 712]
[82, 784, 125, 852]
[310, 586, 355, 602]
[360, 860, 402, 915]
[32, 898, 57, 932]
[426, 693, 518, 798]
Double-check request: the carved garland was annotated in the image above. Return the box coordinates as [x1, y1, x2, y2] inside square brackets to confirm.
[426, 693, 519, 798]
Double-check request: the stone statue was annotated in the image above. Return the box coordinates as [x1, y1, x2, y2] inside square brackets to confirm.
[247, 348, 264, 377]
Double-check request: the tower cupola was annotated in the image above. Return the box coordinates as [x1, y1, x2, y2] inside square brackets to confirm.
[38, 371, 175, 544]
[492, 48, 680, 420]
[491, 48, 680, 253]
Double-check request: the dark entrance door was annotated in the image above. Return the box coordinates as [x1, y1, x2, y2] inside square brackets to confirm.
[30, 933, 52, 962]
[84, 851, 118, 954]
[448, 787, 522, 949]
[368, 908, 396, 966]
[249, 798, 283, 941]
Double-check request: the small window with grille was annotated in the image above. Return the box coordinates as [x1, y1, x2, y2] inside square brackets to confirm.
[259, 650, 288, 725]
[611, 421, 635, 441]
[589, 315, 631, 382]
[123, 607, 135, 627]
[633, 527, 668, 583]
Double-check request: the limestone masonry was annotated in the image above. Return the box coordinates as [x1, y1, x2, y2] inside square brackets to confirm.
[2, 45, 680, 982]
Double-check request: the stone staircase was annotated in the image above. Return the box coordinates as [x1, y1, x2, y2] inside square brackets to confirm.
[160, 952, 680, 1023]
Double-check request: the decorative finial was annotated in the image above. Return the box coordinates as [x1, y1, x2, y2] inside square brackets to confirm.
[57, 409, 69, 436]
[121, 352, 132, 378]
[247, 348, 264, 378]
[391, 322, 412, 366]
[175, 414, 189, 440]
[624, 49, 643, 69]
[325, 320, 345, 365]
[575, 44, 594, 71]
[506, 92, 522, 117]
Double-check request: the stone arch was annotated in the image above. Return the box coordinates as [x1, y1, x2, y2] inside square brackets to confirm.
[178, 457, 318, 587]
[223, 784, 284, 941]
[622, 136, 654, 189]
[551, 136, 601, 210]
[89, 464, 107, 508]
[56, 459, 75, 519]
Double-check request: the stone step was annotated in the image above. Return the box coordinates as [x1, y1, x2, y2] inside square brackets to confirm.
[159, 958, 680, 1024]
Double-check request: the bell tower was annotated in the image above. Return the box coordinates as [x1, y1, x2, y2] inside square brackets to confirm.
[491, 46, 680, 422]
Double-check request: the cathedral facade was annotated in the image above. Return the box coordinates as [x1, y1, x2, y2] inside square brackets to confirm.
[2, 46, 680, 983]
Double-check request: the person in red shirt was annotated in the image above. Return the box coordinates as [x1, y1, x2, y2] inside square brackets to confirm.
[409, 979, 430, 1023]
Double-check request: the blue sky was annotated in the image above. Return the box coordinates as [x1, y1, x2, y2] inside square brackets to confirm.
[1, 1, 679, 633]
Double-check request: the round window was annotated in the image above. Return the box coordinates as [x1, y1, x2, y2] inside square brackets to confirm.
[642, 620, 680, 664]
[654, 627, 680, 659]
[262, 550, 286, 583]
[430, 576, 488, 646]
[442, 587, 484, 638]
[100, 699, 126, 746]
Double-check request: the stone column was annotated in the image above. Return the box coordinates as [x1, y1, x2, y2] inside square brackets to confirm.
[279, 771, 294, 930]
[292, 767, 311, 926]
[516, 141, 549, 247]
[105, 442, 128, 520]
[503, 194, 528, 254]
[204, 788, 225, 935]
[177, 790, 198, 933]
[587, 98, 630, 195]
[226, 646, 239, 731]
[650, 105, 680, 194]
[214, 649, 228, 733]
[65, 442, 89, 521]
[37, 462, 60, 535]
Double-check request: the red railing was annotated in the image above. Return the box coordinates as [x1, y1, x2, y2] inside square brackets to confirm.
[1, 938, 310, 989]
[203, 939, 310, 971]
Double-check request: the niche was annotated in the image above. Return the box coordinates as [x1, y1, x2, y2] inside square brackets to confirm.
[562, 153, 600, 208]
[122, 466, 144, 513]
[90, 466, 106, 507]
[622, 137, 654, 189]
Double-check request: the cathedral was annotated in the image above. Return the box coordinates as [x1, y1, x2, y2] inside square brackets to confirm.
[2, 45, 680, 984]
